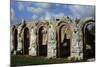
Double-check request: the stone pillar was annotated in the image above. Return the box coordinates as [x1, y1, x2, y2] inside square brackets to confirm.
[71, 26, 78, 57]
[47, 25, 56, 58]
[10, 30, 14, 53]
[71, 24, 82, 60]
[17, 25, 23, 53]
[74, 24, 83, 60]
[29, 28, 37, 56]
[78, 29, 83, 60]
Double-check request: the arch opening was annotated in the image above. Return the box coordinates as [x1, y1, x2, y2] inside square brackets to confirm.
[58, 25, 70, 57]
[83, 22, 95, 59]
[14, 29, 18, 51]
[23, 28, 30, 55]
[38, 26, 47, 56]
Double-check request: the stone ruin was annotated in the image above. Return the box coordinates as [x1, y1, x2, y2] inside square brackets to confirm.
[10, 16, 95, 61]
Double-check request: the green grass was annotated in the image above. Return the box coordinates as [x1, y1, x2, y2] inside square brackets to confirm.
[11, 55, 83, 66]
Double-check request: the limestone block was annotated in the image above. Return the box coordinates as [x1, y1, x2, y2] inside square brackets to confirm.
[29, 28, 37, 56]
[17, 25, 23, 52]
[11, 32, 14, 52]
[29, 46, 36, 56]
[13, 50, 16, 55]
[47, 25, 56, 58]
[17, 37, 22, 51]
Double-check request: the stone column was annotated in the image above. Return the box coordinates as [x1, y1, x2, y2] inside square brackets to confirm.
[71, 24, 82, 60]
[78, 28, 83, 60]
[47, 25, 56, 58]
[10, 29, 14, 53]
[29, 28, 37, 56]
[17, 25, 23, 53]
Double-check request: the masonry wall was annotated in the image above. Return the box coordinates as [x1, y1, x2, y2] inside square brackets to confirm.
[10, 17, 95, 60]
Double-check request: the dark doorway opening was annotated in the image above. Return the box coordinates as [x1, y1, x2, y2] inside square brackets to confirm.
[60, 39, 70, 57]
[39, 27, 47, 56]
[14, 29, 18, 51]
[59, 34, 70, 57]
[58, 25, 71, 58]
[83, 23, 95, 59]
[23, 28, 30, 55]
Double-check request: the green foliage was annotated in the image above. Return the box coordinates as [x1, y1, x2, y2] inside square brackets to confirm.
[11, 55, 69, 66]
[11, 55, 83, 66]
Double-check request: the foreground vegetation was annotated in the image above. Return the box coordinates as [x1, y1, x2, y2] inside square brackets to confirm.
[11, 55, 85, 66]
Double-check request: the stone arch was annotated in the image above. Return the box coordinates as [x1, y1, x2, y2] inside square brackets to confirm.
[23, 27, 30, 55]
[82, 17, 95, 59]
[37, 24, 48, 56]
[57, 22, 72, 57]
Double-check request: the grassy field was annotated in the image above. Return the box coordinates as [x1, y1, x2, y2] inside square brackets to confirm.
[11, 55, 83, 66]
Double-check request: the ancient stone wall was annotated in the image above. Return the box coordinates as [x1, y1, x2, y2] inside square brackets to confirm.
[10, 17, 95, 60]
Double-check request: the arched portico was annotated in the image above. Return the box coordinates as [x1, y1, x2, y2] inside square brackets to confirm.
[82, 18, 95, 59]
[57, 22, 72, 57]
[23, 27, 30, 55]
[37, 24, 48, 56]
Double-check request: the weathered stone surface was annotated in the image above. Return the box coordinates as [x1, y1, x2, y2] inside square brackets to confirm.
[10, 29, 14, 52]
[10, 17, 95, 60]
[17, 24, 23, 52]
[29, 27, 37, 56]
[47, 24, 56, 58]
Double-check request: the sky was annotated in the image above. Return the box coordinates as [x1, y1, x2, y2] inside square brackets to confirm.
[10, 0, 95, 25]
